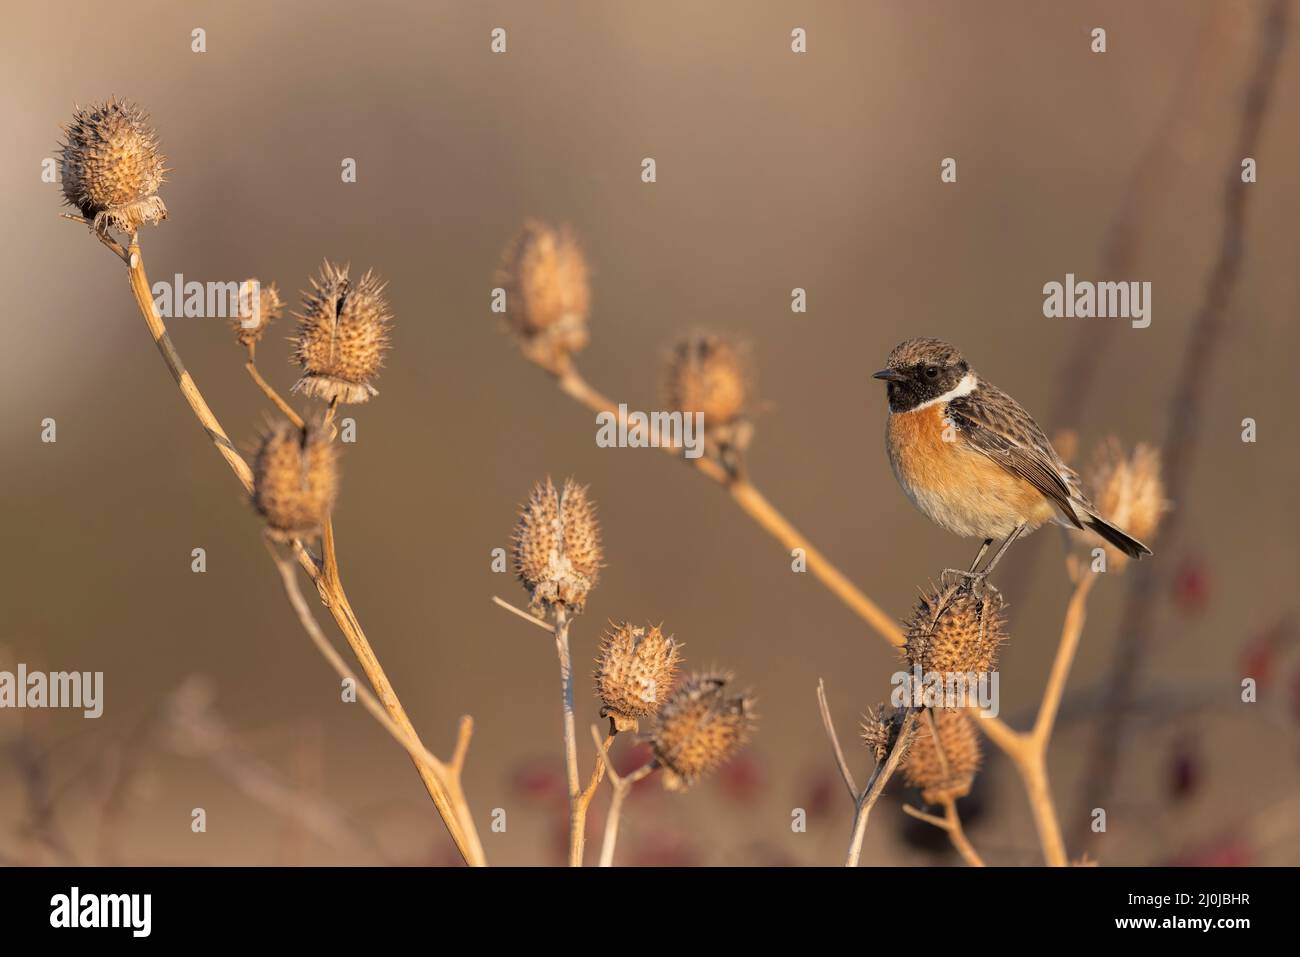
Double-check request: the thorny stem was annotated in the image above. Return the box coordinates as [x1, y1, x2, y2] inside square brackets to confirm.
[96, 229, 484, 866]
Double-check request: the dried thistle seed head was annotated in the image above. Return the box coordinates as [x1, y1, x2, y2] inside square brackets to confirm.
[1083, 438, 1170, 569]
[251, 420, 338, 542]
[230, 279, 284, 350]
[904, 575, 1006, 683]
[664, 332, 753, 425]
[652, 672, 756, 792]
[59, 98, 167, 231]
[512, 477, 602, 613]
[595, 622, 681, 732]
[903, 709, 981, 805]
[663, 332, 755, 463]
[860, 704, 908, 764]
[496, 221, 591, 373]
[291, 262, 392, 405]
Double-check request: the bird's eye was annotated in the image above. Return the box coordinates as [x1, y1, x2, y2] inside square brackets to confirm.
[925, 365, 939, 379]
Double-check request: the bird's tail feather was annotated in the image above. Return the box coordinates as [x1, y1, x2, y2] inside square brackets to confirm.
[1083, 510, 1152, 559]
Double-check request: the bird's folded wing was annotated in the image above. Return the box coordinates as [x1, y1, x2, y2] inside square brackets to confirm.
[946, 391, 1083, 529]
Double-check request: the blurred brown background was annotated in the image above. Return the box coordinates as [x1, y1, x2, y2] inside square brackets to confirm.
[2, 0, 1298, 866]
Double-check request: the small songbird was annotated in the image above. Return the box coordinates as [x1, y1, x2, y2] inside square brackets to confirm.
[874, 337, 1151, 574]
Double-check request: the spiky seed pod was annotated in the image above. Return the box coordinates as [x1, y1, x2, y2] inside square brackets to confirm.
[595, 622, 681, 732]
[651, 672, 756, 792]
[59, 98, 167, 232]
[1084, 438, 1170, 569]
[860, 704, 909, 765]
[291, 262, 392, 405]
[496, 221, 591, 373]
[663, 332, 755, 461]
[251, 420, 338, 542]
[230, 279, 284, 350]
[664, 332, 752, 424]
[512, 478, 602, 613]
[903, 709, 981, 805]
[904, 574, 1006, 685]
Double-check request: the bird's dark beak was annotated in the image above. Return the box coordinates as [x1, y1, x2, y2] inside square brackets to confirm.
[872, 368, 907, 383]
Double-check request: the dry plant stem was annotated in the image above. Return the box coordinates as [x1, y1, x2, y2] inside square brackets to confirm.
[844, 709, 917, 867]
[123, 236, 253, 489]
[491, 595, 553, 633]
[267, 542, 482, 862]
[104, 233, 482, 866]
[902, 800, 985, 867]
[941, 801, 983, 867]
[245, 361, 304, 428]
[976, 572, 1095, 867]
[591, 727, 653, 867]
[576, 730, 617, 840]
[491, 595, 607, 864]
[314, 514, 486, 863]
[599, 767, 654, 867]
[551, 606, 587, 866]
[815, 679, 858, 800]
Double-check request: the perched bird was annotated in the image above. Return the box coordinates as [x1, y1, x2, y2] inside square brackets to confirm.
[873, 337, 1151, 574]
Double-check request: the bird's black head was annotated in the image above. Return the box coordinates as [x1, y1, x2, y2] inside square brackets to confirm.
[873, 338, 971, 412]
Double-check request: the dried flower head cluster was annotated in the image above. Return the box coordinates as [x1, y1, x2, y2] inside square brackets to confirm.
[230, 279, 284, 351]
[651, 672, 756, 792]
[860, 704, 910, 764]
[902, 709, 982, 805]
[904, 575, 1006, 681]
[59, 98, 167, 232]
[251, 420, 339, 541]
[513, 478, 603, 613]
[594, 622, 681, 732]
[291, 262, 392, 405]
[497, 221, 591, 373]
[1083, 438, 1170, 569]
[663, 332, 755, 461]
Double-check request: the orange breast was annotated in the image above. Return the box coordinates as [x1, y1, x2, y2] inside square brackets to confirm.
[886, 404, 1056, 538]
[887, 403, 956, 487]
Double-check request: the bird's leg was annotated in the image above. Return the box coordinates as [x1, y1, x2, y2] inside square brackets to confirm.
[967, 538, 993, 573]
[976, 524, 1025, 578]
